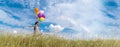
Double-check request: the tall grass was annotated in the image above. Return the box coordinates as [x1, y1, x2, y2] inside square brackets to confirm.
[0, 34, 120, 47]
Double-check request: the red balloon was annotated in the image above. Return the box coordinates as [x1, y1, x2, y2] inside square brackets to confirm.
[41, 14, 45, 18]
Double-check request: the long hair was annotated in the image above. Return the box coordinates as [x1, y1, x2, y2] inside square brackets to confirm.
[34, 21, 39, 31]
[35, 21, 39, 25]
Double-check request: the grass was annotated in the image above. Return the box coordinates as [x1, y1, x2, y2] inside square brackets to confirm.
[0, 34, 120, 47]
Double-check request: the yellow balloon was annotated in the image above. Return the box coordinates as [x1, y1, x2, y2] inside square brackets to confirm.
[34, 8, 39, 15]
[38, 17, 45, 22]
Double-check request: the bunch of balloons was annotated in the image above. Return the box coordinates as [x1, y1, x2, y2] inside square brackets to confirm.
[34, 8, 45, 22]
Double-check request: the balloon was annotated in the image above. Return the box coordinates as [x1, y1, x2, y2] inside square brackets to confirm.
[38, 17, 45, 22]
[38, 13, 45, 18]
[34, 8, 39, 15]
[39, 10, 44, 14]
[41, 14, 45, 18]
[34, 8, 45, 22]
[38, 13, 42, 17]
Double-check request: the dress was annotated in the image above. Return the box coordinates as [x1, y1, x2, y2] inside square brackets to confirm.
[34, 25, 39, 34]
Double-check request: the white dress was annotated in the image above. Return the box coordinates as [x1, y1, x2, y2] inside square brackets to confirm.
[34, 25, 40, 34]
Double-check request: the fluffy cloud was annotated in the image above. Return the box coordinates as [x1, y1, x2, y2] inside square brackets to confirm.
[13, 30, 17, 34]
[49, 24, 64, 32]
[46, 0, 120, 39]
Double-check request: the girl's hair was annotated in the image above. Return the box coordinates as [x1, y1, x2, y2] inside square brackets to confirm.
[35, 21, 39, 25]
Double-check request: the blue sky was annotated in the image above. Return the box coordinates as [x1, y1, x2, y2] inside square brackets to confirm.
[0, 0, 120, 39]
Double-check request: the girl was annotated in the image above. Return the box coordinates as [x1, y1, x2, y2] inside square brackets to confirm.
[33, 21, 40, 34]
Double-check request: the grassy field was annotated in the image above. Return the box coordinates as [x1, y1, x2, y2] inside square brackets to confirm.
[0, 34, 120, 47]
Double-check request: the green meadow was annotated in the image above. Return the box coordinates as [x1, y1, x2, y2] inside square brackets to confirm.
[0, 34, 120, 47]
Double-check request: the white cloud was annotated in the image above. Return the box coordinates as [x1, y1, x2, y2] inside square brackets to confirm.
[46, 0, 120, 39]
[49, 24, 64, 32]
[46, 0, 103, 32]
[13, 30, 17, 34]
[0, 9, 34, 34]
[0, 8, 35, 27]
